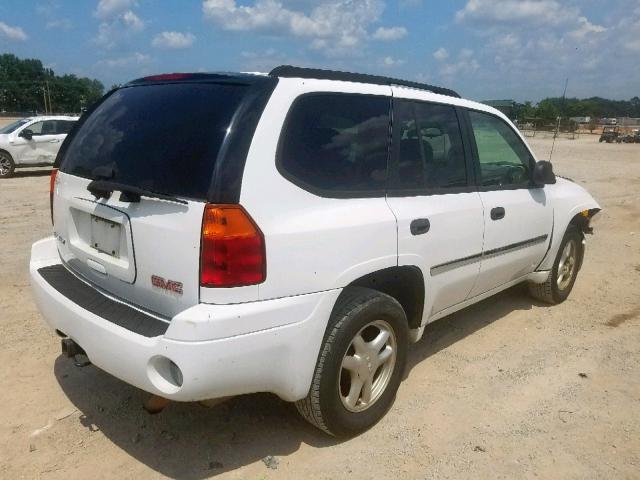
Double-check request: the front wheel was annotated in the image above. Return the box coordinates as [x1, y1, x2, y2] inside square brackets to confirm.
[0, 152, 14, 177]
[529, 227, 583, 304]
[296, 287, 408, 437]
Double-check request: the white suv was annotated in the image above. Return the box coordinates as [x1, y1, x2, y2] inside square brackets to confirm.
[30, 67, 600, 437]
[0, 115, 79, 177]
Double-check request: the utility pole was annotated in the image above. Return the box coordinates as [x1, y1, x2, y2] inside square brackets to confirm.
[42, 84, 48, 113]
[46, 80, 52, 114]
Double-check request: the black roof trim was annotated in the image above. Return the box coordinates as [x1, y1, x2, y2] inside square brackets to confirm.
[269, 65, 460, 98]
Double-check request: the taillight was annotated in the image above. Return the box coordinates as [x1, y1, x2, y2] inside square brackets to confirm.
[49, 168, 58, 225]
[200, 204, 266, 287]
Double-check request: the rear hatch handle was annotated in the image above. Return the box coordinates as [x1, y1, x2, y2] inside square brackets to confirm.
[86, 180, 188, 205]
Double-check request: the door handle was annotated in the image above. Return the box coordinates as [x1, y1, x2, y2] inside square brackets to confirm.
[490, 207, 505, 220]
[49, 139, 60, 143]
[410, 218, 430, 235]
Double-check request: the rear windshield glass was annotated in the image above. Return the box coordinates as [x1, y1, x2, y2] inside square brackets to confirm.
[60, 83, 248, 200]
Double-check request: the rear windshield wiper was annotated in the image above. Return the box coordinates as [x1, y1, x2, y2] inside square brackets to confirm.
[87, 180, 188, 205]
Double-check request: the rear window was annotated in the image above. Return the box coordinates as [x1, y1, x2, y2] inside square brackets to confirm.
[60, 83, 248, 200]
[278, 94, 390, 197]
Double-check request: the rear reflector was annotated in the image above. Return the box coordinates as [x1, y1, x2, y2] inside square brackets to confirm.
[49, 168, 58, 225]
[200, 205, 266, 287]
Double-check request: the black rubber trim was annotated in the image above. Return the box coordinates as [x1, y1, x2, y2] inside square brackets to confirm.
[430, 234, 549, 276]
[37, 264, 169, 337]
[270, 65, 460, 98]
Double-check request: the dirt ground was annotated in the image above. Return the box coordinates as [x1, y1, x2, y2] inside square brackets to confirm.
[1, 134, 639, 479]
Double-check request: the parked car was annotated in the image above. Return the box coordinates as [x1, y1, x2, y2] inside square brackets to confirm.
[30, 67, 600, 437]
[0, 116, 79, 177]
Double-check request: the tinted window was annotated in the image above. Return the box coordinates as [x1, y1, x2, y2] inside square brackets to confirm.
[392, 100, 467, 191]
[55, 120, 75, 134]
[278, 94, 390, 196]
[60, 83, 248, 199]
[27, 121, 44, 135]
[40, 120, 57, 135]
[469, 111, 532, 188]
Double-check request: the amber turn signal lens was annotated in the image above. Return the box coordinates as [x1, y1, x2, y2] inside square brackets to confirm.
[200, 204, 266, 287]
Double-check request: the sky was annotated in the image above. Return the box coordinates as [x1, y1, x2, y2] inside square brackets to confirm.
[0, 0, 638, 102]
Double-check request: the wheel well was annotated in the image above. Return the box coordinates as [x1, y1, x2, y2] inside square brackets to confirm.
[568, 208, 600, 235]
[0, 149, 13, 160]
[345, 266, 425, 330]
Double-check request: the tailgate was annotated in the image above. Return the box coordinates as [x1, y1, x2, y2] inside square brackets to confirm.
[54, 172, 204, 318]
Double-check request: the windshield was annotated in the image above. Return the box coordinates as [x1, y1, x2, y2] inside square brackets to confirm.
[0, 118, 31, 134]
[60, 82, 249, 200]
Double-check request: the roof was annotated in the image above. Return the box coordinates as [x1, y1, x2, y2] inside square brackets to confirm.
[269, 65, 461, 98]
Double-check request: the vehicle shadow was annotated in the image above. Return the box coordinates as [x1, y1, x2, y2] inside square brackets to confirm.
[405, 284, 543, 374]
[53, 284, 543, 479]
[10, 168, 52, 178]
[54, 357, 338, 479]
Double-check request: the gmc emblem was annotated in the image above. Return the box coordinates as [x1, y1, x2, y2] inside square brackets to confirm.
[151, 275, 183, 295]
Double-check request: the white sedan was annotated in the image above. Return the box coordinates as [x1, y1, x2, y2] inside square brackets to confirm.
[0, 116, 78, 177]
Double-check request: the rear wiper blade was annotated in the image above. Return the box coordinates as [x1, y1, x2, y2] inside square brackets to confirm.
[87, 180, 188, 205]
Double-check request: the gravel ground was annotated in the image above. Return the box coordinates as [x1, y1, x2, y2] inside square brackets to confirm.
[0, 134, 639, 479]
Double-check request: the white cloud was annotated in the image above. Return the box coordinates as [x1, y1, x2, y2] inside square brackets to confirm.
[152, 31, 196, 49]
[122, 10, 144, 31]
[99, 52, 150, 68]
[202, 0, 385, 55]
[45, 18, 72, 30]
[0, 21, 28, 41]
[438, 49, 479, 77]
[372, 26, 407, 41]
[433, 47, 449, 61]
[456, 0, 577, 26]
[568, 16, 605, 40]
[95, 0, 135, 19]
[380, 56, 406, 67]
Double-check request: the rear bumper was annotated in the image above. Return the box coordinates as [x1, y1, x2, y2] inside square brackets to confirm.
[30, 237, 340, 402]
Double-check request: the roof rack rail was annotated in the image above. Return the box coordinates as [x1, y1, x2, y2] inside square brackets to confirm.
[269, 65, 460, 99]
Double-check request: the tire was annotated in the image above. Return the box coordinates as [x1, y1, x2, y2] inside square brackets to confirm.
[528, 227, 583, 304]
[0, 151, 15, 178]
[296, 286, 408, 437]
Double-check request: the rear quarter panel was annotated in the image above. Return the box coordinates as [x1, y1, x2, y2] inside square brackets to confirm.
[234, 78, 398, 302]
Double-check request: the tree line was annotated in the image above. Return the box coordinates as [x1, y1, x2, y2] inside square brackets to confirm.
[0, 53, 104, 114]
[515, 96, 640, 122]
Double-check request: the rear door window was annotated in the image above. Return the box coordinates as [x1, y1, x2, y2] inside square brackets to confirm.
[277, 93, 390, 197]
[55, 120, 75, 134]
[60, 83, 249, 200]
[391, 100, 467, 192]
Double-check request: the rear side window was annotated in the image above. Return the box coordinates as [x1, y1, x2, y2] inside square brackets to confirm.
[278, 94, 390, 197]
[468, 110, 533, 188]
[391, 100, 467, 192]
[60, 83, 248, 200]
[55, 120, 75, 134]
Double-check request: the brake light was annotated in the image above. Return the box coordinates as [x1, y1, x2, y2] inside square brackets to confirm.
[200, 204, 266, 287]
[49, 168, 58, 225]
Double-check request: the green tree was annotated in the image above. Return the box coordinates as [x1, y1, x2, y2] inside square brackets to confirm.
[0, 53, 104, 113]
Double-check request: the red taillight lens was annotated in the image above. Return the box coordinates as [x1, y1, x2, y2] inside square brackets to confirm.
[49, 168, 58, 225]
[200, 204, 266, 287]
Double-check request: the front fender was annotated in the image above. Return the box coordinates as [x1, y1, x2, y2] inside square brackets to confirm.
[537, 178, 601, 271]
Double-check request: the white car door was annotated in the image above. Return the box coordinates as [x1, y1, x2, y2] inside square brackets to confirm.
[14, 120, 60, 165]
[465, 110, 553, 297]
[385, 96, 485, 318]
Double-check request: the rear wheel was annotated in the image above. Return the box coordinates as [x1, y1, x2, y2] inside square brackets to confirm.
[529, 227, 583, 304]
[296, 287, 408, 437]
[0, 152, 14, 178]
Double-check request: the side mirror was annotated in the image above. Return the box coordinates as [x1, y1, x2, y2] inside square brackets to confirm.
[19, 129, 33, 140]
[533, 160, 556, 186]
